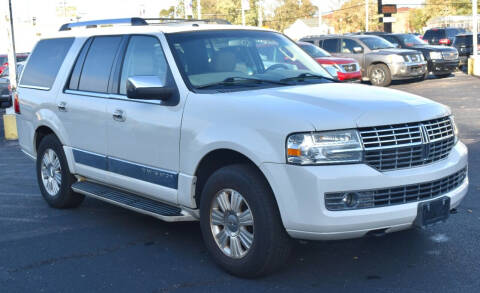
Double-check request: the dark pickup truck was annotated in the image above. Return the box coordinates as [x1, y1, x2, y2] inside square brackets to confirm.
[454, 33, 480, 66]
[376, 33, 459, 78]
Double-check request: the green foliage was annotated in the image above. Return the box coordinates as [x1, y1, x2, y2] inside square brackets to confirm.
[329, 0, 382, 34]
[267, 0, 316, 32]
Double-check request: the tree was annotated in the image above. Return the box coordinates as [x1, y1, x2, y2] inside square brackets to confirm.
[328, 0, 382, 34]
[159, 6, 175, 18]
[266, 0, 316, 32]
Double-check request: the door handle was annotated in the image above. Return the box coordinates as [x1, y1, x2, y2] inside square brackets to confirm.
[112, 109, 126, 122]
[57, 101, 67, 112]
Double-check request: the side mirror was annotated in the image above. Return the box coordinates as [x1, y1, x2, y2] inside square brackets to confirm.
[126, 76, 174, 101]
[353, 46, 363, 53]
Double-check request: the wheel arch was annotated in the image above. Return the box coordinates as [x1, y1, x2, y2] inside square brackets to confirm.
[193, 148, 278, 212]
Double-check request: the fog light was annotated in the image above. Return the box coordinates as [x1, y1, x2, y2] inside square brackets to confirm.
[342, 192, 359, 208]
[325, 191, 375, 210]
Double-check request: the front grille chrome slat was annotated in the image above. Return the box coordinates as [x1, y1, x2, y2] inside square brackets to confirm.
[325, 168, 467, 210]
[359, 116, 455, 171]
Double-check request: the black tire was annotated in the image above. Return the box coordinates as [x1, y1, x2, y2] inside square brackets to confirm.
[434, 73, 452, 78]
[419, 71, 429, 81]
[369, 64, 392, 87]
[36, 134, 84, 208]
[199, 164, 292, 277]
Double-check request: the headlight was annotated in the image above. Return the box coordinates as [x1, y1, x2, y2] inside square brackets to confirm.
[286, 130, 363, 165]
[322, 64, 341, 78]
[429, 51, 443, 60]
[389, 54, 405, 63]
[451, 115, 459, 144]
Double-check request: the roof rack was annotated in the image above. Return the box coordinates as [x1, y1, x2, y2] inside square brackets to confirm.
[59, 17, 230, 31]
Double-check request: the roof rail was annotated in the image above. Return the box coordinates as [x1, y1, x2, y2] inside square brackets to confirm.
[59, 17, 231, 31]
[59, 18, 147, 31]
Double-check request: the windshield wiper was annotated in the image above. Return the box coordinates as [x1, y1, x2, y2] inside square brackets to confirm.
[196, 76, 289, 89]
[280, 73, 336, 83]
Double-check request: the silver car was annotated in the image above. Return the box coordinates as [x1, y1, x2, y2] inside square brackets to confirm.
[300, 35, 427, 86]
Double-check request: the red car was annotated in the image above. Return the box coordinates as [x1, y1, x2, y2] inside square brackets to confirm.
[298, 42, 362, 81]
[0, 53, 29, 75]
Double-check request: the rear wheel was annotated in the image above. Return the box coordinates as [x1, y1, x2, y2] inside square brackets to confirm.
[369, 64, 392, 87]
[200, 164, 292, 277]
[36, 134, 84, 208]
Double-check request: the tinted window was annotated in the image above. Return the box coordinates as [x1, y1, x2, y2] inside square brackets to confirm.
[119, 36, 168, 95]
[424, 30, 446, 39]
[299, 43, 330, 58]
[78, 36, 122, 93]
[322, 38, 340, 53]
[454, 34, 480, 46]
[0, 57, 7, 65]
[19, 38, 74, 89]
[361, 37, 395, 50]
[341, 39, 361, 53]
[382, 35, 398, 44]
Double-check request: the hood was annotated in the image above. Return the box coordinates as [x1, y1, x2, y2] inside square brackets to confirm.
[370, 48, 420, 55]
[408, 44, 457, 53]
[315, 57, 357, 65]
[226, 83, 450, 131]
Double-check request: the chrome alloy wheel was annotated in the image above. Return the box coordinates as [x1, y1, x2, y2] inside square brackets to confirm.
[371, 68, 386, 84]
[40, 149, 62, 196]
[210, 189, 254, 259]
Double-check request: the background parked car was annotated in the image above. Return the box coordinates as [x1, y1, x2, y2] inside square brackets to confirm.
[0, 53, 29, 75]
[300, 35, 427, 87]
[0, 62, 25, 108]
[423, 28, 467, 46]
[454, 33, 480, 67]
[297, 41, 361, 81]
[375, 33, 459, 79]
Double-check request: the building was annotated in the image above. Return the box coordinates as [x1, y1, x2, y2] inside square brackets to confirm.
[426, 15, 480, 31]
[284, 18, 335, 40]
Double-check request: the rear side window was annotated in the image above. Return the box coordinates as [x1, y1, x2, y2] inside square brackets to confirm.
[77, 36, 122, 93]
[424, 30, 445, 39]
[19, 38, 74, 89]
[321, 38, 340, 53]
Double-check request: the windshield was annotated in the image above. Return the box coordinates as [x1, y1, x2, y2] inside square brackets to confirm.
[361, 37, 395, 50]
[165, 30, 331, 91]
[397, 34, 426, 47]
[298, 43, 331, 58]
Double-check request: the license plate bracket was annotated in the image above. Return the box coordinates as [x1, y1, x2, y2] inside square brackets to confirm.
[414, 197, 450, 228]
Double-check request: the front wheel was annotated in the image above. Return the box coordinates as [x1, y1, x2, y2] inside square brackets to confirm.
[36, 134, 84, 208]
[369, 64, 392, 87]
[200, 164, 292, 277]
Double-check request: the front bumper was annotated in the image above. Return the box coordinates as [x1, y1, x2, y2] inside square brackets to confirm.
[389, 61, 427, 80]
[429, 59, 459, 74]
[337, 71, 362, 81]
[261, 142, 468, 241]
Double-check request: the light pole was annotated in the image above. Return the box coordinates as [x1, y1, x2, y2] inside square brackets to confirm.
[365, 0, 369, 32]
[4, 0, 17, 115]
[473, 0, 478, 56]
[197, 0, 201, 19]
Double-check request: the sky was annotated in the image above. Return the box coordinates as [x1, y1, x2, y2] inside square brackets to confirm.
[0, 0, 426, 52]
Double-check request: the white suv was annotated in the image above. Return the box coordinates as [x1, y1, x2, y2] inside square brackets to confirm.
[15, 18, 468, 277]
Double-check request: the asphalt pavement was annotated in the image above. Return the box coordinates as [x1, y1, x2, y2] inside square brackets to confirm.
[0, 72, 479, 292]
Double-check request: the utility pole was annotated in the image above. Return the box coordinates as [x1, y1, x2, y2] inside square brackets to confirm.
[197, 0, 201, 19]
[4, 0, 17, 115]
[257, 1, 263, 27]
[473, 0, 478, 56]
[365, 0, 369, 32]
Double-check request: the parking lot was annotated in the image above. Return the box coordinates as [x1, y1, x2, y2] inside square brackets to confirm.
[0, 72, 479, 292]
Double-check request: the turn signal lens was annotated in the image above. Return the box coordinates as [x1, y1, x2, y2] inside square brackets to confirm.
[14, 92, 20, 114]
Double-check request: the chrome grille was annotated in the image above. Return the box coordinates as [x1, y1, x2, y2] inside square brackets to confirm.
[442, 51, 459, 60]
[359, 116, 454, 171]
[325, 167, 467, 210]
[341, 63, 357, 72]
